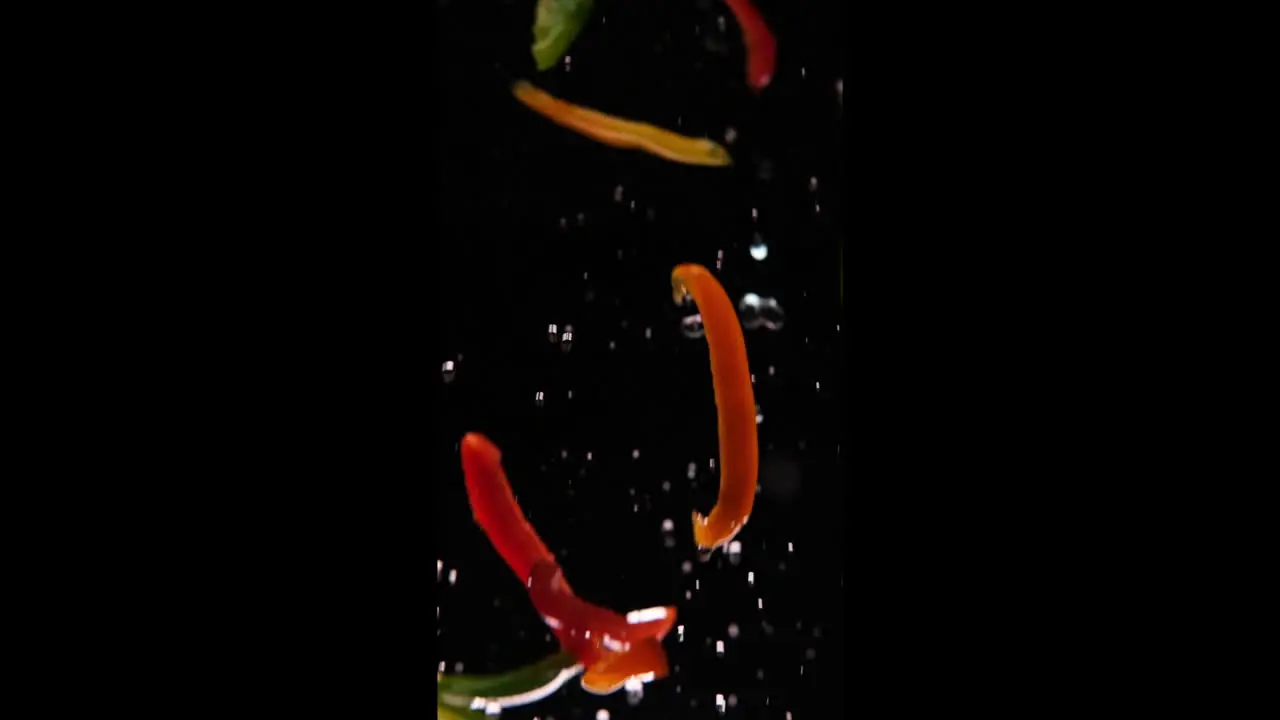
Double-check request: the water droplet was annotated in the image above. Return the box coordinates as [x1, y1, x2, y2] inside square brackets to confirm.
[748, 233, 768, 261]
[739, 293, 786, 331]
[751, 207, 758, 221]
[661, 518, 674, 532]
[728, 623, 740, 639]
[608, 340, 617, 350]
[441, 360, 456, 382]
[661, 480, 671, 492]
[728, 694, 738, 708]
[788, 541, 795, 553]
[595, 710, 609, 720]
[715, 640, 725, 657]
[644, 326, 652, 339]
[755, 404, 764, 424]
[716, 693, 727, 714]
[576, 212, 585, 226]
[681, 560, 693, 574]
[535, 391, 545, 407]
[747, 570, 755, 585]
[679, 313, 705, 339]
[560, 331, 573, 351]
[614, 185, 624, 202]
[454, 661, 465, 672]
[625, 676, 644, 705]
[448, 569, 458, 585]
[809, 176, 819, 192]
[724, 126, 737, 144]
[814, 202, 821, 215]
[547, 323, 558, 342]
[632, 448, 640, 459]
[800, 66, 806, 78]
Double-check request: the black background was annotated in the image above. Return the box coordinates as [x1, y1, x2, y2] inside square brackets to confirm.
[435, 0, 845, 717]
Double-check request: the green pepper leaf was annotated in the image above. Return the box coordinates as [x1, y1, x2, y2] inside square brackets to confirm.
[437, 651, 581, 712]
[531, 0, 595, 71]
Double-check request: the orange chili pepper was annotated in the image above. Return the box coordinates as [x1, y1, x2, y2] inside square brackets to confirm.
[511, 80, 732, 167]
[460, 433, 677, 693]
[670, 264, 760, 551]
[723, 0, 777, 91]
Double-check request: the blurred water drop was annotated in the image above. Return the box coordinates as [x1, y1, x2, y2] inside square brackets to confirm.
[644, 326, 652, 339]
[755, 404, 763, 424]
[680, 313, 705, 339]
[768, 365, 776, 376]
[662, 480, 671, 492]
[454, 661, 465, 672]
[749, 233, 768, 261]
[661, 518, 674, 532]
[739, 293, 786, 331]
[727, 540, 742, 558]
[632, 448, 640, 459]
[441, 360, 456, 383]
[614, 185, 624, 202]
[559, 216, 568, 229]
[437, 559, 443, 580]
[806, 647, 817, 660]
[547, 323, 558, 342]
[716, 693, 726, 714]
[681, 560, 693, 574]
[625, 676, 644, 705]
[595, 711, 609, 720]
[809, 175, 819, 192]
[629, 199, 636, 212]
[560, 331, 573, 351]
[724, 126, 738, 144]
[608, 340, 616, 350]
[715, 640, 725, 657]
[535, 391, 545, 407]
[728, 623, 740, 639]
[576, 211, 585, 226]
[448, 569, 457, 585]
[747, 570, 755, 586]
[750, 207, 758, 221]
[686, 462, 697, 479]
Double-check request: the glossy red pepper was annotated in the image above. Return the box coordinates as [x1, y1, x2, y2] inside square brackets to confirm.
[723, 0, 777, 91]
[460, 433, 677, 694]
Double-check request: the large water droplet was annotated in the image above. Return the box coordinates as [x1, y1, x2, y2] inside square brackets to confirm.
[680, 313, 705, 339]
[739, 293, 786, 331]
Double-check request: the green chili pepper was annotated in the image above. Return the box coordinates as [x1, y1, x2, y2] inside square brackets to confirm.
[531, 0, 595, 71]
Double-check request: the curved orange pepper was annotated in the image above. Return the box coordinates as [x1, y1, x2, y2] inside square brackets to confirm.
[723, 0, 777, 91]
[670, 264, 759, 551]
[460, 433, 677, 694]
[511, 80, 732, 167]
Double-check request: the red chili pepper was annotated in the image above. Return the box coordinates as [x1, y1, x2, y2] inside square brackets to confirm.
[461, 433, 677, 694]
[724, 0, 777, 91]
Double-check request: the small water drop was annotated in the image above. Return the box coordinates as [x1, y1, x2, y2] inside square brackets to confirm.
[748, 233, 768, 261]
[755, 404, 764, 424]
[661, 518, 674, 532]
[614, 185, 624, 202]
[724, 126, 738, 144]
[728, 623, 740, 639]
[715, 640, 725, 657]
[809, 176, 819, 192]
[632, 448, 641, 459]
[681, 560, 693, 574]
[680, 313, 705, 339]
[547, 323, 558, 342]
[535, 391, 545, 407]
[747, 570, 755, 586]
[448, 569, 457, 585]
[560, 331, 573, 351]
[441, 360, 456, 383]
